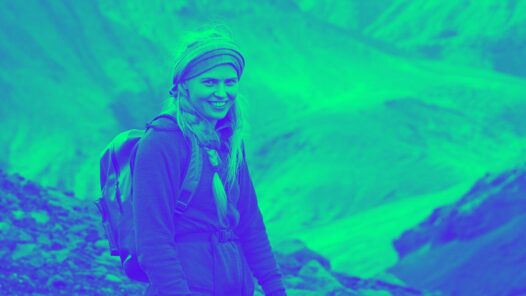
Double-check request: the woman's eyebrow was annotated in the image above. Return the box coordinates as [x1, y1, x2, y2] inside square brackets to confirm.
[200, 77, 237, 81]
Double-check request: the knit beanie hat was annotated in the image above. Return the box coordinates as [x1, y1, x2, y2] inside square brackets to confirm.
[170, 36, 245, 95]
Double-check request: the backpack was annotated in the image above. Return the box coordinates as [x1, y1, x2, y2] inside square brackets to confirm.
[95, 114, 202, 282]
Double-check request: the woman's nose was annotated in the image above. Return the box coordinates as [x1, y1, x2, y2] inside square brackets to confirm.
[215, 83, 227, 98]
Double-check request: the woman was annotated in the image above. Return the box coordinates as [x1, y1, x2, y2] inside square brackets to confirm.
[131, 26, 287, 296]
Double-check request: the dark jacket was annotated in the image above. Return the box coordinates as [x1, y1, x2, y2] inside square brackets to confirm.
[131, 118, 286, 296]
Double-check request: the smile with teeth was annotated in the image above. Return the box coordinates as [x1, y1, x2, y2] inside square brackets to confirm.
[209, 101, 227, 107]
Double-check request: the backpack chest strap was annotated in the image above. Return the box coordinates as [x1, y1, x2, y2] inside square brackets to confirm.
[174, 228, 239, 244]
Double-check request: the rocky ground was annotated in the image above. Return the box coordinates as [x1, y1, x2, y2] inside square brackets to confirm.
[0, 169, 434, 295]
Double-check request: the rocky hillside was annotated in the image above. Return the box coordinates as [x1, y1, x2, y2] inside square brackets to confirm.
[0, 169, 436, 295]
[388, 163, 526, 295]
[0, 170, 145, 295]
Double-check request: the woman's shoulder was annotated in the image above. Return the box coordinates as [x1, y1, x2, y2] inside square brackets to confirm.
[137, 117, 190, 158]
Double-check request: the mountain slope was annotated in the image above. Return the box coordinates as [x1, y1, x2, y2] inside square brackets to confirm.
[387, 164, 526, 295]
[365, 0, 526, 77]
[292, 0, 526, 78]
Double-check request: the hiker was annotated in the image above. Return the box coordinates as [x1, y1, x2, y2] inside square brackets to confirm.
[131, 26, 287, 296]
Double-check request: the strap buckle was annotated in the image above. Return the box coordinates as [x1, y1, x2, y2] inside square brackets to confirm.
[174, 199, 188, 215]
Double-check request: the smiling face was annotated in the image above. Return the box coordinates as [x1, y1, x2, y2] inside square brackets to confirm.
[183, 64, 239, 125]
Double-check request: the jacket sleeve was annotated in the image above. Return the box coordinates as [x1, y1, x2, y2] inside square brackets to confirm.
[131, 131, 192, 296]
[236, 156, 287, 296]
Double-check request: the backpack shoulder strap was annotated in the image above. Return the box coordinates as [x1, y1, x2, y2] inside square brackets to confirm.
[175, 134, 202, 215]
[144, 113, 202, 215]
[145, 114, 181, 132]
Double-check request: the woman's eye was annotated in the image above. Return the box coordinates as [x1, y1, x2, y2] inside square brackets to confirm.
[225, 80, 237, 86]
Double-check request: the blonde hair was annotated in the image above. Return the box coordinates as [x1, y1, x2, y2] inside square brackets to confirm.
[163, 26, 248, 224]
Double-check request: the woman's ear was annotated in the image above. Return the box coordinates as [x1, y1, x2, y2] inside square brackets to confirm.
[179, 83, 189, 97]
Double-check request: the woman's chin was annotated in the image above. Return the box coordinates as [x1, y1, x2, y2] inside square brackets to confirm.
[202, 106, 232, 121]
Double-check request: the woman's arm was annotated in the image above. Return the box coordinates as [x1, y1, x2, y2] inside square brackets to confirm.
[236, 156, 287, 296]
[132, 130, 192, 295]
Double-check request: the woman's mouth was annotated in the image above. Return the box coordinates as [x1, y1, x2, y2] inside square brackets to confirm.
[209, 101, 228, 108]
